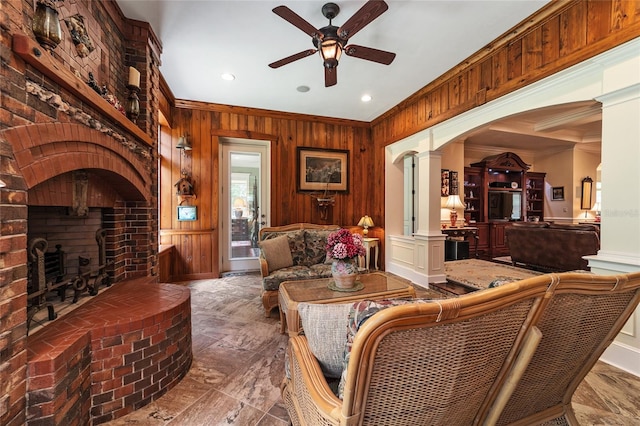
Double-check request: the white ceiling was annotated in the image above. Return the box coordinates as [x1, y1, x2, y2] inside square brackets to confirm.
[115, 0, 601, 154]
[116, 0, 549, 122]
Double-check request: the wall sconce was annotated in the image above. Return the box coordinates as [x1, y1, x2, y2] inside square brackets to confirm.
[581, 176, 593, 218]
[316, 197, 335, 221]
[0, 179, 6, 188]
[358, 215, 374, 236]
[32, 0, 62, 51]
[125, 67, 141, 122]
[445, 195, 465, 228]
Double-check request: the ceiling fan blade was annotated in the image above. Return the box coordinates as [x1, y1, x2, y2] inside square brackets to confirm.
[273, 6, 322, 38]
[269, 49, 317, 69]
[344, 44, 396, 65]
[337, 0, 388, 39]
[325, 67, 337, 87]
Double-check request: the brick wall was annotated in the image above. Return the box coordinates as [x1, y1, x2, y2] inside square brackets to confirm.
[0, 0, 162, 424]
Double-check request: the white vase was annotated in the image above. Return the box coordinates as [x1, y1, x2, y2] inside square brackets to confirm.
[331, 259, 359, 289]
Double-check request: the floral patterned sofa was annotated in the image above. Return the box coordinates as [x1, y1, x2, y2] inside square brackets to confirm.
[258, 223, 340, 316]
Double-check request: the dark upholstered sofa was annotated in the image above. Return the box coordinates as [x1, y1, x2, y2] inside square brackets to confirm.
[505, 222, 600, 272]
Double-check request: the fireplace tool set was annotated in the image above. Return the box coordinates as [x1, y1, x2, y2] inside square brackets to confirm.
[26, 228, 113, 331]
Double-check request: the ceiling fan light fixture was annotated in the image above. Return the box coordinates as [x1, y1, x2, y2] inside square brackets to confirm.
[319, 38, 343, 68]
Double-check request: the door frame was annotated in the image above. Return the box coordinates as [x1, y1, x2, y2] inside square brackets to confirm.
[219, 137, 271, 273]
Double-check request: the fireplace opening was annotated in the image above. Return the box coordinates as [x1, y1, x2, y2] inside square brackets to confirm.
[26, 206, 115, 332]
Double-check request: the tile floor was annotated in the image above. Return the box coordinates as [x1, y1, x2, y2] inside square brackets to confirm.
[103, 273, 640, 425]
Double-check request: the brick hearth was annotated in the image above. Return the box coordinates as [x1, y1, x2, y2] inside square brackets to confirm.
[26, 278, 192, 424]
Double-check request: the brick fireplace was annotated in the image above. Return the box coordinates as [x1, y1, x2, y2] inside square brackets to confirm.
[0, 1, 190, 424]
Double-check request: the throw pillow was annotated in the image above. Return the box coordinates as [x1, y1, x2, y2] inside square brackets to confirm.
[287, 230, 307, 265]
[303, 229, 334, 266]
[337, 298, 432, 399]
[259, 235, 293, 273]
[298, 302, 353, 379]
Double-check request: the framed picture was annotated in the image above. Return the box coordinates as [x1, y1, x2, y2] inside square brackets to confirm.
[441, 169, 450, 197]
[449, 170, 459, 196]
[177, 205, 197, 221]
[297, 147, 349, 192]
[552, 186, 564, 201]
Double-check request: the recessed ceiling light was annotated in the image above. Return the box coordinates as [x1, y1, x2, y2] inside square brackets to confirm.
[221, 73, 235, 81]
[361, 94, 372, 102]
[297, 85, 310, 93]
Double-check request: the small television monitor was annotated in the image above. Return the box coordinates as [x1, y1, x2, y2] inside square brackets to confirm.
[488, 190, 522, 221]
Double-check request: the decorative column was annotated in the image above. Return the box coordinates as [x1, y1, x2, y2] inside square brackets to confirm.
[413, 150, 446, 284]
[588, 53, 640, 376]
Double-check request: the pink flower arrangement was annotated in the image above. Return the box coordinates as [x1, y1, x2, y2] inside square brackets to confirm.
[326, 228, 366, 260]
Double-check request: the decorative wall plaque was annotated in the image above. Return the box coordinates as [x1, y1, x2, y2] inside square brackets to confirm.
[65, 15, 95, 57]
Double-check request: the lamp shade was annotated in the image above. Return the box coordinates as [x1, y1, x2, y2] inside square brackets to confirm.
[319, 38, 343, 68]
[592, 201, 601, 212]
[358, 215, 374, 228]
[444, 195, 465, 210]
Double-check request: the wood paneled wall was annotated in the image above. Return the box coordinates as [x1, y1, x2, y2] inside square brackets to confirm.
[371, 0, 640, 146]
[159, 0, 640, 279]
[159, 103, 379, 278]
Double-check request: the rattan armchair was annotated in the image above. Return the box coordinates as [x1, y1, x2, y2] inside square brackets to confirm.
[487, 271, 640, 425]
[281, 271, 640, 426]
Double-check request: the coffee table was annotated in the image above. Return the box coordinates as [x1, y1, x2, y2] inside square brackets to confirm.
[436, 259, 542, 295]
[278, 272, 417, 336]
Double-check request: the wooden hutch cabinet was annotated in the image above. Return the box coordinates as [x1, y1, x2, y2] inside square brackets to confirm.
[463, 152, 545, 259]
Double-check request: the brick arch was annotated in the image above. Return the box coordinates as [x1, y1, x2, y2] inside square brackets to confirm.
[0, 122, 151, 201]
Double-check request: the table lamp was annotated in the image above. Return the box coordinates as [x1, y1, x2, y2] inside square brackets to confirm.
[592, 201, 601, 222]
[445, 195, 465, 227]
[358, 215, 374, 236]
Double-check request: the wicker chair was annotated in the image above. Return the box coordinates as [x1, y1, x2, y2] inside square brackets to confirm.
[487, 271, 640, 425]
[281, 271, 640, 426]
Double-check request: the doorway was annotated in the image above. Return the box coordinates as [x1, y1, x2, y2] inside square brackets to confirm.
[220, 139, 270, 273]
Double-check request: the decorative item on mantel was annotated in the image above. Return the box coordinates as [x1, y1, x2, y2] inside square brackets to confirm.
[125, 67, 141, 122]
[32, 0, 62, 51]
[326, 229, 366, 290]
[445, 194, 465, 227]
[358, 215, 374, 236]
[64, 14, 95, 57]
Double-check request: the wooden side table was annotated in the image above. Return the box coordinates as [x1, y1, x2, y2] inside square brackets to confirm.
[360, 237, 380, 270]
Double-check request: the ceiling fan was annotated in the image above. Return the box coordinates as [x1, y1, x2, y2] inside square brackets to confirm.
[269, 1, 396, 87]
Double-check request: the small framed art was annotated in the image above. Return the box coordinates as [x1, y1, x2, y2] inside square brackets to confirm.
[552, 187, 564, 201]
[177, 205, 197, 221]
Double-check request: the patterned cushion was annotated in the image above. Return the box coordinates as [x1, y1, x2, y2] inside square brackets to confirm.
[261, 265, 316, 291]
[261, 230, 307, 266]
[309, 263, 332, 277]
[287, 230, 307, 265]
[488, 276, 518, 288]
[298, 302, 353, 378]
[303, 229, 333, 266]
[337, 298, 432, 399]
[258, 235, 293, 273]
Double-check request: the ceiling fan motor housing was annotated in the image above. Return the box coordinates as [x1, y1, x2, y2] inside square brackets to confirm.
[322, 3, 340, 20]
